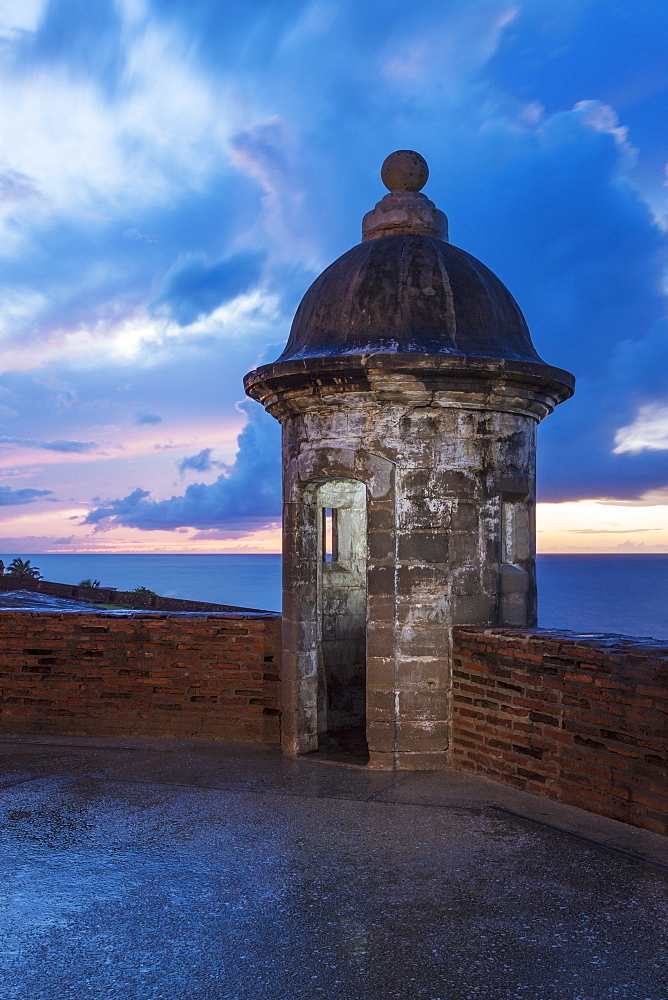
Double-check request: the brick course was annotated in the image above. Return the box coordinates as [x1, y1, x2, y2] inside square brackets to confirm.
[451, 627, 668, 836]
[0, 612, 281, 742]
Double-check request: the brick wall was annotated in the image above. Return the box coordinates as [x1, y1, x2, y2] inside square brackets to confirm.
[3, 611, 666, 836]
[452, 627, 668, 836]
[0, 611, 282, 742]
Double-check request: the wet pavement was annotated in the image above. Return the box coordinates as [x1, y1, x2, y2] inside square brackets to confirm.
[0, 735, 666, 1000]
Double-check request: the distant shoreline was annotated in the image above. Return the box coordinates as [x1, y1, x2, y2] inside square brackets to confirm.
[1, 551, 666, 557]
[0, 553, 664, 639]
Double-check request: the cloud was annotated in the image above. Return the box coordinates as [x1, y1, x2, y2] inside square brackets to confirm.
[40, 441, 99, 455]
[31, 374, 78, 411]
[190, 520, 281, 540]
[614, 403, 668, 454]
[154, 251, 266, 326]
[0, 0, 266, 367]
[379, 2, 518, 94]
[123, 228, 158, 244]
[83, 402, 281, 531]
[0, 167, 41, 203]
[0, 1, 238, 230]
[566, 528, 657, 534]
[0, 485, 53, 505]
[0, 436, 97, 453]
[0, 0, 46, 40]
[228, 117, 314, 258]
[457, 104, 668, 503]
[0, 0, 666, 553]
[179, 448, 220, 475]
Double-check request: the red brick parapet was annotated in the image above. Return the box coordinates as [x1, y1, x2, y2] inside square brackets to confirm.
[2, 610, 666, 837]
[451, 627, 668, 836]
[0, 611, 281, 743]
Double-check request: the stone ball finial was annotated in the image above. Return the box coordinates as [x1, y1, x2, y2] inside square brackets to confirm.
[381, 150, 429, 193]
[363, 150, 446, 241]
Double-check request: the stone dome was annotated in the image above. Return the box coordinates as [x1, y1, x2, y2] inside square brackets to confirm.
[277, 149, 546, 366]
[278, 233, 543, 364]
[246, 151, 574, 413]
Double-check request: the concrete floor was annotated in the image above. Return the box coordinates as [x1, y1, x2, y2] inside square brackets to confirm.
[0, 735, 666, 1000]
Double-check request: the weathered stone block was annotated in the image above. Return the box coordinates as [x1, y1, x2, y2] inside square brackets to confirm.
[500, 592, 530, 627]
[398, 531, 449, 563]
[450, 502, 479, 532]
[366, 655, 396, 690]
[396, 624, 450, 658]
[298, 448, 356, 481]
[366, 594, 396, 623]
[355, 451, 394, 499]
[438, 470, 479, 500]
[395, 720, 449, 753]
[451, 565, 480, 597]
[367, 502, 395, 532]
[499, 564, 529, 594]
[395, 593, 449, 626]
[396, 657, 446, 687]
[369, 531, 395, 561]
[367, 749, 395, 770]
[397, 686, 448, 721]
[394, 750, 450, 770]
[397, 468, 431, 497]
[367, 565, 395, 596]
[367, 688, 396, 720]
[397, 564, 448, 596]
[367, 720, 396, 753]
[397, 496, 449, 530]
[451, 594, 495, 625]
[449, 530, 479, 563]
[366, 623, 395, 659]
[497, 472, 530, 501]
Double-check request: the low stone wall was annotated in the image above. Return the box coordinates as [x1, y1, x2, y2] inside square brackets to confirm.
[451, 627, 668, 836]
[0, 611, 281, 742]
[0, 576, 269, 613]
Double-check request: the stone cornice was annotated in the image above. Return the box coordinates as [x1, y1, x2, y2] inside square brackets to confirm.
[243, 353, 575, 422]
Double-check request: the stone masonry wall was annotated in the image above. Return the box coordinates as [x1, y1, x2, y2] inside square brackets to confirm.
[0, 612, 281, 742]
[280, 390, 539, 768]
[451, 627, 668, 836]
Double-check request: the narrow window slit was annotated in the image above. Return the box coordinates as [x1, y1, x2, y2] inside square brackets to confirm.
[502, 501, 515, 564]
[322, 507, 338, 562]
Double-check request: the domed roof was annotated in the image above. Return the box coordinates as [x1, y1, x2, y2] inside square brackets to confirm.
[278, 234, 542, 364]
[278, 150, 544, 366]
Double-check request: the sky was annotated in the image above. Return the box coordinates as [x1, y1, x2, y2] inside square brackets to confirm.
[0, 0, 666, 555]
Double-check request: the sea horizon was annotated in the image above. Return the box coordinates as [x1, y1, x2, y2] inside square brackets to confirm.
[2, 552, 666, 642]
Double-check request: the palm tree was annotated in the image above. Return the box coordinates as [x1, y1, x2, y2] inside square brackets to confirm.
[7, 557, 43, 580]
[78, 578, 101, 588]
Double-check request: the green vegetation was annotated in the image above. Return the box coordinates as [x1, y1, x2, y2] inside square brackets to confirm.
[132, 586, 158, 597]
[78, 578, 101, 588]
[6, 557, 42, 580]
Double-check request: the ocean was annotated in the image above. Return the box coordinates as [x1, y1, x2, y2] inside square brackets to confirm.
[5, 553, 667, 641]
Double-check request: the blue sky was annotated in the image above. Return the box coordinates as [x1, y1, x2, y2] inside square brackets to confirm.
[0, 0, 666, 553]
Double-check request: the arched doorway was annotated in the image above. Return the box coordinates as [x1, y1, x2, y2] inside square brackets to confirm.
[315, 479, 368, 761]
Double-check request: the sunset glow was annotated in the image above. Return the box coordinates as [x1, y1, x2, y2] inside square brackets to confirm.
[0, 1, 665, 555]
